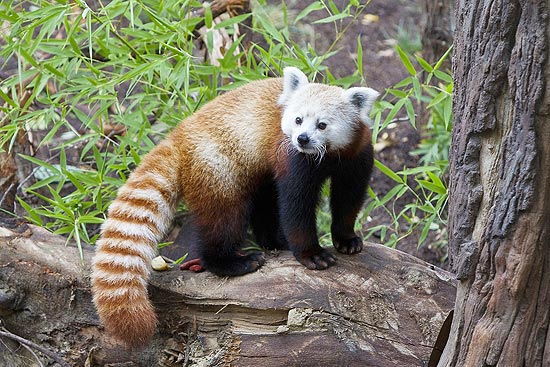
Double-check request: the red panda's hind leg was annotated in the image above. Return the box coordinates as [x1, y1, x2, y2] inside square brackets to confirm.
[195, 203, 265, 277]
[250, 179, 288, 250]
[201, 248, 265, 276]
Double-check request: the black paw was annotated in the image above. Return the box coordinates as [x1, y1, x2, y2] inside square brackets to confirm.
[333, 236, 363, 255]
[294, 248, 336, 270]
[202, 251, 265, 276]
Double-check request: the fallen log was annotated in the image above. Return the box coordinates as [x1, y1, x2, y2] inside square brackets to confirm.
[0, 224, 455, 366]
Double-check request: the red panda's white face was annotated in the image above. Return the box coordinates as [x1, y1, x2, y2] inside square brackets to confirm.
[278, 67, 380, 158]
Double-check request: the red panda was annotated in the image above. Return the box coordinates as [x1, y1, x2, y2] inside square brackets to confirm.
[91, 67, 379, 346]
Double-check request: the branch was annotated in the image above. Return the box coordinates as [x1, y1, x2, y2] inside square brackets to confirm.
[0, 326, 71, 367]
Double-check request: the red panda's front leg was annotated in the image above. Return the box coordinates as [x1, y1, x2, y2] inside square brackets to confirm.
[330, 146, 374, 254]
[276, 158, 336, 270]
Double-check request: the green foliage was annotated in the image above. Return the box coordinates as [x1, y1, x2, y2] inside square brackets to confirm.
[0, 0, 450, 258]
[363, 45, 453, 249]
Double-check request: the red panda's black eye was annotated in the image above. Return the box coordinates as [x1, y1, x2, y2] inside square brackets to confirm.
[295, 117, 302, 125]
[317, 122, 327, 130]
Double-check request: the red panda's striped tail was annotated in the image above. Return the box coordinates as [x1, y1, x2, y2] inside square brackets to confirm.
[91, 141, 181, 346]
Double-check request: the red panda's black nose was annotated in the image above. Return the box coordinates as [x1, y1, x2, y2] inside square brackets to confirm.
[297, 133, 310, 146]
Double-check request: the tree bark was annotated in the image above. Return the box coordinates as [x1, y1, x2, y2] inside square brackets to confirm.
[421, 0, 455, 65]
[0, 224, 455, 367]
[439, 1, 550, 366]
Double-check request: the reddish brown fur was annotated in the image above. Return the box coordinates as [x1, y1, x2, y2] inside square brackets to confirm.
[92, 76, 374, 347]
[92, 79, 286, 347]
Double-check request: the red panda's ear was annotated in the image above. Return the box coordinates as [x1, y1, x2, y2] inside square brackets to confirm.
[343, 87, 380, 128]
[278, 67, 309, 106]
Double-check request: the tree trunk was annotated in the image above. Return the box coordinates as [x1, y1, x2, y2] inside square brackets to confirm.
[0, 224, 455, 367]
[439, 1, 550, 366]
[421, 0, 455, 65]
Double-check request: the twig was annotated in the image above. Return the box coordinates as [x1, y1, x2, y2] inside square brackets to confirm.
[20, 342, 45, 367]
[389, 116, 415, 123]
[0, 327, 71, 367]
[0, 182, 15, 209]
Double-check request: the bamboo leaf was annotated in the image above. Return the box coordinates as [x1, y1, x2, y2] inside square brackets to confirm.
[404, 97, 416, 128]
[313, 12, 350, 24]
[375, 160, 403, 184]
[417, 179, 447, 195]
[295, 1, 324, 23]
[416, 55, 433, 73]
[396, 44, 416, 76]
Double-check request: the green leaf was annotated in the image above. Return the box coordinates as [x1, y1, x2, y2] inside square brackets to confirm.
[313, 12, 350, 24]
[383, 98, 406, 125]
[434, 44, 453, 71]
[79, 215, 105, 224]
[19, 154, 61, 175]
[396, 44, 416, 76]
[412, 77, 422, 102]
[427, 91, 449, 109]
[379, 184, 405, 206]
[17, 197, 43, 225]
[0, 88, 18, 108]
[204, 5, 213, 29]
[356, 35, 363, 77]
[418, 216, 435, 245]
[214, 13, 252, 30]
[416, 55, 433, 73]
[443, 92, 453, 125]
[294, 1, 324, 24]
[327, 0, 340, 14]
[397, 165, 440, 175]
[417, 179, 447, 195]
[427, 171, 446, 191]
[394, 76, 413, 88]
[387, 89, 408, 99]
[375, 160, 403, 184]
[404, 97, 416, 128]
[434, 70, 452, 83]
[257, 15, 284, 43]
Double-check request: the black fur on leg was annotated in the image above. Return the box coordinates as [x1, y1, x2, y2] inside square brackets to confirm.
[196, 202, 265, 277]
[330, 145, 373, 255]
[201, 250, 265, 276]
[277, 153, 336, 269]
[250, 178, 288, 250]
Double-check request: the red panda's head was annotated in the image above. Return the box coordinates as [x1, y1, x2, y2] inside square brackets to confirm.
[278, 67, 379, 158]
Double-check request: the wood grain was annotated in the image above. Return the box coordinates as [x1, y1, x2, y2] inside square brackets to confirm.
[0, 224, 455, 366]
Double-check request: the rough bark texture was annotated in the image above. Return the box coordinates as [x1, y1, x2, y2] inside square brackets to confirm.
[0, 224, 455, 367]
[440, 0, 550, 366]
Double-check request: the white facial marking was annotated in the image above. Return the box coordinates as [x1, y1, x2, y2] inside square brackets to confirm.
[281, 84, 358, 155]
[279, 68, 380, 155]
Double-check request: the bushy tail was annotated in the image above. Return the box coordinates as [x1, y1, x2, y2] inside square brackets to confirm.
[91, 140, 181, 346]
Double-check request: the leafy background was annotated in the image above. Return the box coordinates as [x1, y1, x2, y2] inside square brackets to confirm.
[0, 0, 451, 266]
